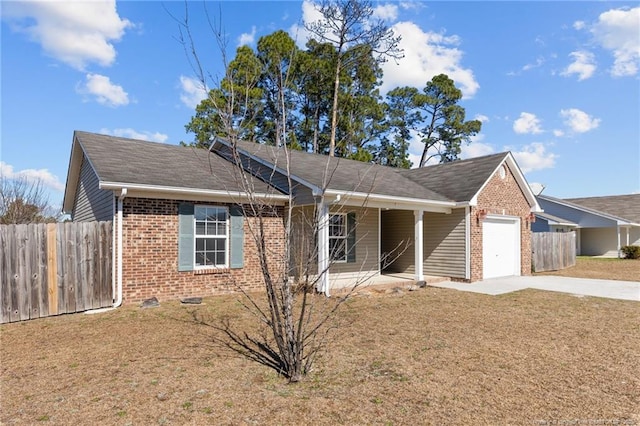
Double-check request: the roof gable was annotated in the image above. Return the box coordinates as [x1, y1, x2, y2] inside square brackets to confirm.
[398, 152, 508, 202]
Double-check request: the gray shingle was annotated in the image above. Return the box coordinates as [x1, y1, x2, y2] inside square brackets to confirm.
[565, 194, 640, 224]
[398, 152, 508, 202]
[74, 131, 279, 195]
[225, 139, 452, 202]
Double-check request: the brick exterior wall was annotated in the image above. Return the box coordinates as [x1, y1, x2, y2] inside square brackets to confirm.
[469, 163, 533, 282]
[121, 197, 286, 304]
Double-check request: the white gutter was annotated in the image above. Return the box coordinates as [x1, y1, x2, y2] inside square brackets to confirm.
[324, 189, 456, 211]
[99, 181, 289, 203]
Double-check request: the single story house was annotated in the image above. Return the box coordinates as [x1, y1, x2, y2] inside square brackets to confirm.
[63, 131, 541, 304]
[533, 194, 640, 257]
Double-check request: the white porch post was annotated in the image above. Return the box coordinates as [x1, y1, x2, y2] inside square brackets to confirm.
[626, 227, 630, 246]
[317, 201, 330, 296]
[414, 209, 424, 282]
[617, 225, 621, 258]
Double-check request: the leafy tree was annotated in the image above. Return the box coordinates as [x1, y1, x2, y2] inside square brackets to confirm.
[256, 30, 300, 147]
[378, 86, 420, 168]
[295, 40, 335, 153]
[305, 0, 402, 157]
[185, 45, 263, 148]
[415, 74, 482, 166]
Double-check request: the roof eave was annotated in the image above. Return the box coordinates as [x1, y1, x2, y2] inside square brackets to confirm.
[324, 189, 456, 213]
[99, 181, 290, 205]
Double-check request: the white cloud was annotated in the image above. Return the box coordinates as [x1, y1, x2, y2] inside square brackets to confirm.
[289, 0, 324, 48]
[560, 108, 601, 133]
[380, 22, 479, 97]
[373, 4, 398, 22]
[0, 161, 64, 192]
[99, 128, 168, 143]
[522, 56, 545, 71]
[179, 75, 208, 109]
[561, 50, 597, 81]
[511, 143, 557, 173]
[573, 20, 586, 30]
[76, 73, 129, 107]
[2, 0, 132, 70]
[513, 112, 543, 134]
[553, 129, 565, 137]
[238, 26, 257, 46]
[474, 114, 489, 123]
[590, 7, 640, 77]
[290, 2, 478, 97]
[461, 142, 495, 159]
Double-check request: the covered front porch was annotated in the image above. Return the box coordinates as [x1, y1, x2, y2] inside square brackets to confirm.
[313, 195, 466, 296]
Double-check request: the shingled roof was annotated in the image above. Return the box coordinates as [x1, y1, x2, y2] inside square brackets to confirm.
[399, 152, 509, 202]
[566, 194, 640, 224]
[65, 131, 538, 211]
[64, 131, 282, 207]
[217, 138, 451, 202]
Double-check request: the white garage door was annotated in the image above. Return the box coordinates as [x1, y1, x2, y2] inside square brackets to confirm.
[483, 217, 521, 279]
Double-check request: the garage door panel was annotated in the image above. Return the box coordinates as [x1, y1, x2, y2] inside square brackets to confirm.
[483, 217, 520, 279]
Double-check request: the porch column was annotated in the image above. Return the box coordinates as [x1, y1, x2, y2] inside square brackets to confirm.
[317, 201, 330, 296]
[414, 209, 424, 282]
[626, 227, 630, 246]
[617, 225, 621, 258]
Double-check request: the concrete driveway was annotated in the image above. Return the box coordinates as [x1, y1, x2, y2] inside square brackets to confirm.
[430, 275, 640, 301]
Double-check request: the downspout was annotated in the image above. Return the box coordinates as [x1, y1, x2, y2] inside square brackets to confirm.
[112, 194, 116, 302]
[114, 188, 127, 307]
[85, 188, 126, 315]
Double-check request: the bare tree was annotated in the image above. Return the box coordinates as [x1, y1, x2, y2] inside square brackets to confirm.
[305, 0, 403, 157]
[0, 175, 57, 224]
[174, 3, 408, 382]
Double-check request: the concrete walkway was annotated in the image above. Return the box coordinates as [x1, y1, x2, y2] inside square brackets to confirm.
[429, 275, 640, 301]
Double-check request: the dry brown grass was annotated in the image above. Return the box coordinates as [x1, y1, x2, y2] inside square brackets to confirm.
[2, 284, 639, 425]
[535, 257, 640, 282]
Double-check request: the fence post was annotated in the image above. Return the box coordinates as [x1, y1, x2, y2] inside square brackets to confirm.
[46, 223, 58, 315]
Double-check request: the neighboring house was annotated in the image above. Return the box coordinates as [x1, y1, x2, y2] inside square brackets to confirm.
[534, 194, 640, 257]
[63, 131, 541, 304]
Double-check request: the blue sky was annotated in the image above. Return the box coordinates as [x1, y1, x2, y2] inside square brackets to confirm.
[2, 1, 639, 213]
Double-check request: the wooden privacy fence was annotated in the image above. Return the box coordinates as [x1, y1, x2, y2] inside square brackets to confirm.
[532, 231, 576, 272]
[0, 221, 112, 324]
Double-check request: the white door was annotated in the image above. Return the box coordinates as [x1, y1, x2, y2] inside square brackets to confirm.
[482, 217, 521, 279]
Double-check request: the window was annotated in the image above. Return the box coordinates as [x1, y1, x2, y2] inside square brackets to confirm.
[194, 206, 228, 268]
[329, 214, 347, 262]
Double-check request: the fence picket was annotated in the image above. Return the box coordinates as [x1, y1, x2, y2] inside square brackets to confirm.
[532, 232, 576, 272]
[0, 221, 112, 324]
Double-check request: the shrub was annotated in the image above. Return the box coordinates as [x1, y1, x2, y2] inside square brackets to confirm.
[621, 245, 640, 259]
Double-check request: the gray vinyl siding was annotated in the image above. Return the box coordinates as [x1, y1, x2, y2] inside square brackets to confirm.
[329, 206, 379, 274]
[423, 209, 466, 278]
[381, 209, 467, 278]
[72, 155, 113, 222]
[289, 206, 379, 277]
[381, 210, 414, 273]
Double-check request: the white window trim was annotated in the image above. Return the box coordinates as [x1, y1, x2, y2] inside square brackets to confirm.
[329, 213, 348, 264]
[193, 205, 229, 269]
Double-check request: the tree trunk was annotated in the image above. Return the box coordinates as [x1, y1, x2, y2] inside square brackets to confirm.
[329, 60, 341, 157]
